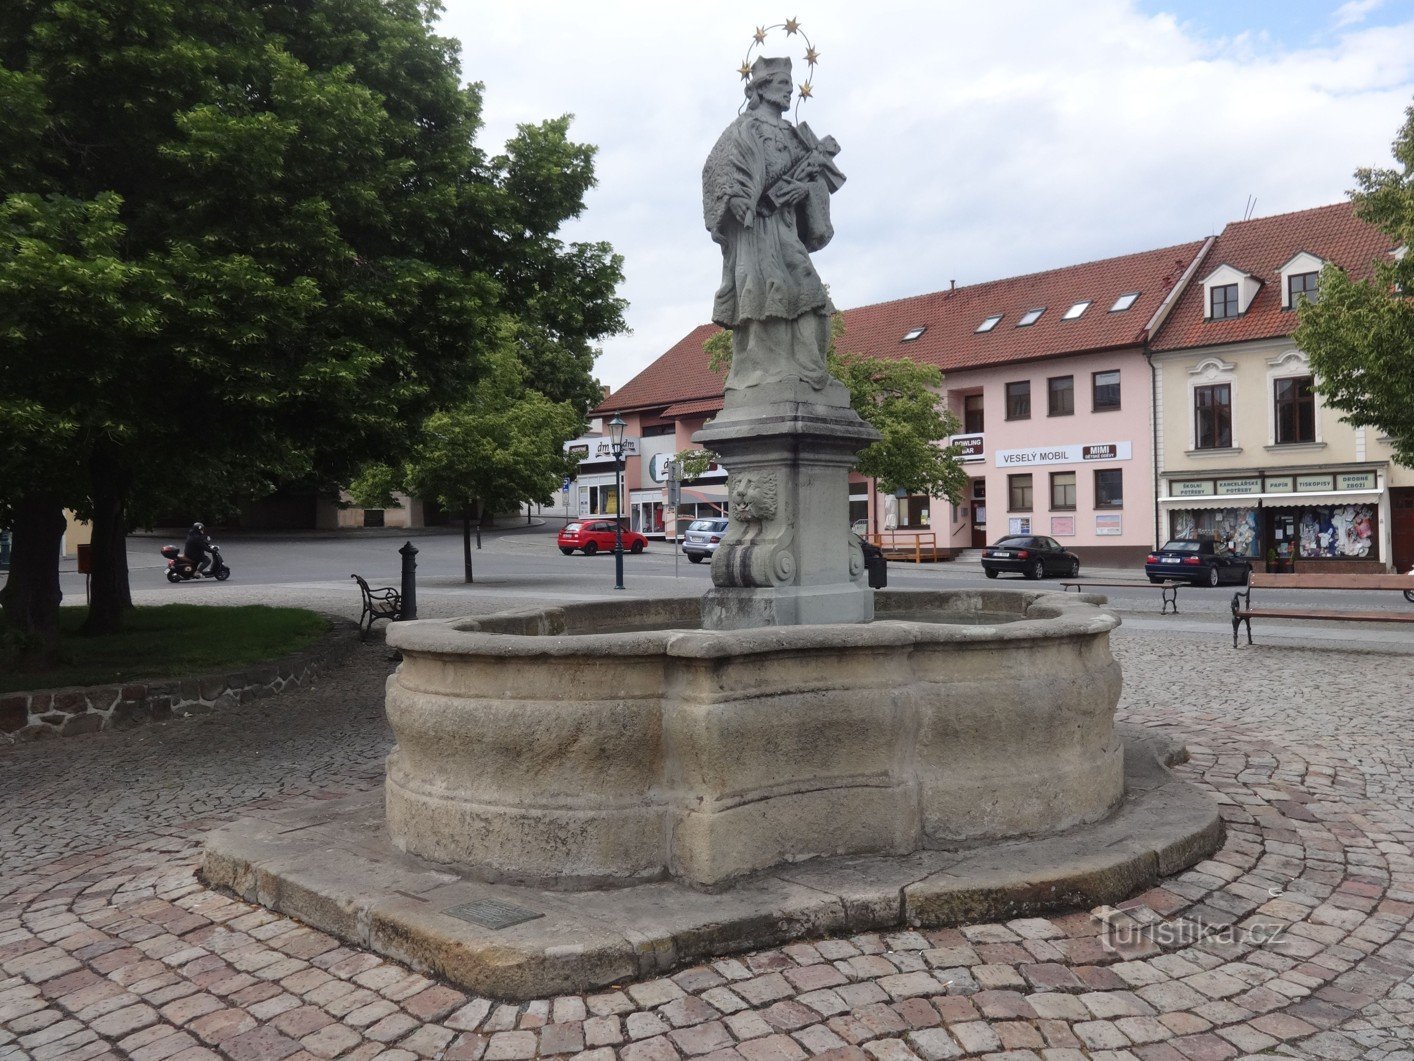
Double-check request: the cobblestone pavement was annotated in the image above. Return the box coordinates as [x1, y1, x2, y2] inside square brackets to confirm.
[4, 631, 1414, 1060]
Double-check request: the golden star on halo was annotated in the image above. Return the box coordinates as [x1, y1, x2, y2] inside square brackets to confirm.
[753, 25, 768, 43]
[784, 17, 801, 35]
[804, 46, 819, 66]
[797, 81, 813, 99]
[738, 60, 752, 80]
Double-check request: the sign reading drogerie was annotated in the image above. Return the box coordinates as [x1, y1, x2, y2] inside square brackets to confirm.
[993, 441, 1132, 468]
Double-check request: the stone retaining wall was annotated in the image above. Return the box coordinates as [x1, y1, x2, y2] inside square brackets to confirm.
[0, 622, 358, 742]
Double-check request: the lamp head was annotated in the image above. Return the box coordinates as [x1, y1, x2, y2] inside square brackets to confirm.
[608, 414, 627, 452]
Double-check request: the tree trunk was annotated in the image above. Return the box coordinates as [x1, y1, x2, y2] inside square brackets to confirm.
[461, 507, 474, 583]
[0, 494, 67, 661]
[81, 442, 133, 636]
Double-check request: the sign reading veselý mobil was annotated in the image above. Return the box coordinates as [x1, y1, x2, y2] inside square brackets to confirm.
[993, 441, 1132, 468]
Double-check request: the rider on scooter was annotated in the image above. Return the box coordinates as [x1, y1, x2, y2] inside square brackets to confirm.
[183, 522, 212, 576]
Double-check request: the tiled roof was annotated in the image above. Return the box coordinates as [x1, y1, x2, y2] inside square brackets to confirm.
[592, 323, 725, 416]
[1150, 201, 1393, 352]
[660, 397, 724, 419]
[597, 242, 1206, 417]
[835, 240, 1206, 374]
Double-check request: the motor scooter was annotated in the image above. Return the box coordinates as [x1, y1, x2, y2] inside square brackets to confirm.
[161, 542, 231, 582]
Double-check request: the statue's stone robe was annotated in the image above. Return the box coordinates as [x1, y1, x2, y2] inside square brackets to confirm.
[703, 109, 839, 392]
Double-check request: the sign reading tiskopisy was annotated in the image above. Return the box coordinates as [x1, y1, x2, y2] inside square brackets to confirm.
[993, 441, 1132, 468]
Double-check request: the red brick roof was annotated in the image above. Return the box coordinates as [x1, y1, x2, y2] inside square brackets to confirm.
[835, 240, 1205, 374]
[660, 397, 725, 419]
[597, 241, 1206, 417]
[593, 323, 725, 416]
[1150, 201, 1394, 352]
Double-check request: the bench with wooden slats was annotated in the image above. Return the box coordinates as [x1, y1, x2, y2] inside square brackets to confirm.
[1061, 580, 1182, 614]
[1230, 572, 1414, 647]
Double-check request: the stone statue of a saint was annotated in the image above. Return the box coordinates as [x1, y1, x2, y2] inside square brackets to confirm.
[703, 56, 845, 395]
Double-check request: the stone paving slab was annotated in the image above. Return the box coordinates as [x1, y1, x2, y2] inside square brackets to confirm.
[3, 631, 1414, 1059]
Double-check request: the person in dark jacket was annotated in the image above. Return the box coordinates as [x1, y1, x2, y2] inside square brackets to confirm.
[183, 522, 211, 575]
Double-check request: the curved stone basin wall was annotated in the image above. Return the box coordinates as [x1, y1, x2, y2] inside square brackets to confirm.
[383, 590, 1123, 889]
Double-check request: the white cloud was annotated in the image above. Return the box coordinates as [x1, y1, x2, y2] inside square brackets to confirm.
[1335, 0, 1384, 28]
[439, 2, 1414, 389]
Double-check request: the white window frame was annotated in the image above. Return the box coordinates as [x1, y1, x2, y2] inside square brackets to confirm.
[1266, 349, 1322, 447]
[1278, 252, 1325, 309]
[1186, 356, 1239, 452]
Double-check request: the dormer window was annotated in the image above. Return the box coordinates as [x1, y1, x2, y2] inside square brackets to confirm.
[1211, 283, 1240, 319]
[975, 314, 1002, 333]
[1062, 301, 1091, 320]
[1016, 308, 1045, 327]
[1278, 251, 1325, 309]
[1288, 272, 1319, 306]
[1109, 292, 1139, 312]
[1200, 264, 1260, 320]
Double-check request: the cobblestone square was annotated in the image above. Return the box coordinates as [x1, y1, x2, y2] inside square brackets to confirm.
[3, 627, 1413, 1059]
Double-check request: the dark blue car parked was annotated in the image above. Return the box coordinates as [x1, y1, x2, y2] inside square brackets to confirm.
[1145, 538, 1252, 587]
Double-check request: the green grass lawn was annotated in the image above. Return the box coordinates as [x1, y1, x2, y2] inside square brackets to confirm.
[1, 604, 330, 694]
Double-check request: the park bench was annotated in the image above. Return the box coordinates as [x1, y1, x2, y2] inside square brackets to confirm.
[351, 573, 402, 641]
[1060, 579, 1182, 615]
[1230, 572, 1414, 647]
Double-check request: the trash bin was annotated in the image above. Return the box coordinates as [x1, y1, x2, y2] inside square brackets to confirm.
[865, 551, 888, 589]
[76, 543, 92, 574]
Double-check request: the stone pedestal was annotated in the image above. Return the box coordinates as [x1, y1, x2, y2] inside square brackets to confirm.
[693, 380, 881, 630]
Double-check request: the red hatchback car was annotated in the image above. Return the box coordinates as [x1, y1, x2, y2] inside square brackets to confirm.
[557, 519, 648, 556]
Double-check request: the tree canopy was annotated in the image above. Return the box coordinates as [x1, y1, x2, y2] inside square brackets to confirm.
[703, 321, 966, 500]
[0, 0, 625, 645]
[1294, 102, 1414, 466]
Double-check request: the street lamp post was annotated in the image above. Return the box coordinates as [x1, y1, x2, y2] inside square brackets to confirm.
[609, 414, 627, 590]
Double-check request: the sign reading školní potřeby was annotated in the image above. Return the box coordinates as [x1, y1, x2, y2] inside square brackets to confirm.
[993, 441, 1133, 468]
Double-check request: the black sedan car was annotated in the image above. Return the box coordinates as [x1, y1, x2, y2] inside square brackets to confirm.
[1144, 538, 1252, 587]
[981, 535, 1080, 580]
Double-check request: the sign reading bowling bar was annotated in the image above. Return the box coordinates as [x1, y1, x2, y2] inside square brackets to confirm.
[993, 441, 1132, 468]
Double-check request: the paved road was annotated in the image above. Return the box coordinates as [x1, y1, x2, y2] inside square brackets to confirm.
[4, 534, 1414, 1059]
[53, 526, 1414, 649]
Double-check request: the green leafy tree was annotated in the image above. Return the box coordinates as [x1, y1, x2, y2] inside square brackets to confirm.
[350, 347, 583, 582]
[703, 320, 965, 502]
[1294, 102, 1414, 466]
[0, 0, 624, 642]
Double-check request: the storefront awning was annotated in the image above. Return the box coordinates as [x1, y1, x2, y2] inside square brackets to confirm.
[1158, 490, 1382, 510]
[681, 484, 728, 502]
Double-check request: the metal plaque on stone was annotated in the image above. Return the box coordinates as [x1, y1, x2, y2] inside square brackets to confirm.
[443, 898, 543, 931]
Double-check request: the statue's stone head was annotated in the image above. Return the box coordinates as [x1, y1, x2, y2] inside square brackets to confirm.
[746, 56, 792, 109]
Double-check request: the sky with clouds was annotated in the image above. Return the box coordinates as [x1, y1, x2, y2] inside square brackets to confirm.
[438, 1, 1414, 392]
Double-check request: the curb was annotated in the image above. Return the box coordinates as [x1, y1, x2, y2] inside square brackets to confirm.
[0, 619, 362, 743]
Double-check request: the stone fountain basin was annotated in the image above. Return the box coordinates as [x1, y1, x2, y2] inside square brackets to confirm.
[382, 589, 1124, 890]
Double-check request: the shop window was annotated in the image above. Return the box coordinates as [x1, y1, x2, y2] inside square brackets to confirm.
[1092, 370, 1121, 411]
[1049, 471, 1076, 511]
[1047, 376, 1074, 417]
[1094, 469, 1123, 509]
[1008, 474, 1033, 511]
[1005, 381, 1031, 420]
[900, 495, 931, 528]
[1194, 383, 1232, 449]
[1274, 375, 1315, 444]
[963, 393, 985, 433]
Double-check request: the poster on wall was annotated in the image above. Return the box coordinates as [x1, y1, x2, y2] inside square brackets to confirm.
[1008, 517, 1031, 535]
[1051, 516, 1076, 537]
[1095, 514, 1122, 536]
